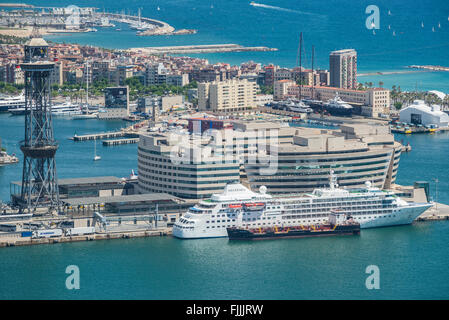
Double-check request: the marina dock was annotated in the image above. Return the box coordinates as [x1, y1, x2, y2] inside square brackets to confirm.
[71, 120, 145, 142]
[102, 138, 139, 146]
[0, 228, 172, 248]
[72, 131, 126, 141]
[1, 201, 449, 248]
[417, 203, 449, 222]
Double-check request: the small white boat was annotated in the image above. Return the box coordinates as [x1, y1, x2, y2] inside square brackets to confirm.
[93, 140, 101, 161]
[129, 169, 138, 180]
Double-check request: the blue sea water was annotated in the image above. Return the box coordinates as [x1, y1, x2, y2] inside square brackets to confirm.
[0, 114, 137, 202]
[24, 0, 449, 92]
[1, 0, 449, 300]
[1, 113, 449, 299]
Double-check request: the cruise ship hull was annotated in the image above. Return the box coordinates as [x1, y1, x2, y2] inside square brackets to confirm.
[172, 203, 432, 239]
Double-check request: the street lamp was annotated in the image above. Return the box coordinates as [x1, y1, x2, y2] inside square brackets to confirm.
[433, 178, 439, 210]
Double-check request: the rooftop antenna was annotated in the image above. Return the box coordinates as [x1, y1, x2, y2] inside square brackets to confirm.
[298, 32, 303, 100]
[311, 45, 315, 99]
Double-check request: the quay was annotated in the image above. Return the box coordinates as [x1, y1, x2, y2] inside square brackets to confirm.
[0, 228, 172, 248]
[71, 120, 146, 141]
[102, 137, 139, 146]
[2, 202, 449, 248]
[408, 65, 449, 73]
[391, 126, 449, 134]
[417, 203, 449, 222]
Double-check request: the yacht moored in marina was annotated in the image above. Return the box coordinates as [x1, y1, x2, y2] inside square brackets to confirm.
[322, 93, 354, 116]
[0, 92, 25, 112]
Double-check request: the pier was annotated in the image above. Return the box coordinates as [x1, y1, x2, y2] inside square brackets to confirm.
[102, 137, 139, 146]
[71, 120, 146, 142]
[408, 65, 449, 73]
[0, 228, 172, 248]
[417, 203, 449, 222]
[72, 131, 126, 141]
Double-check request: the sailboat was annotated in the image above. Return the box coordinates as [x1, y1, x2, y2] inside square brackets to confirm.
[73, 60, 98, 120]
[392, 30, 396, 36]
[432, 26, 435, 32]
[129, 169, 138, 180]
[421, 21, 424, 28]
[94, 140, 101, 161]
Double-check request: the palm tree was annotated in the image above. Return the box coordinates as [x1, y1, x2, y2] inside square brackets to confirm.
[378, 81, 384, 88]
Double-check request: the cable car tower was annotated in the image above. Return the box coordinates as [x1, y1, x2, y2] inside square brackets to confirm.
[18, 35, 60, 213]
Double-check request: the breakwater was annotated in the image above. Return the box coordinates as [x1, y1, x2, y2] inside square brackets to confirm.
[128, 44, 278, 55]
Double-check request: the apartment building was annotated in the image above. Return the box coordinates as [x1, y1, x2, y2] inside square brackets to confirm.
[286, 84, 390, 117]
[198, 79, 258, 113]
[329, 49, 357, 89]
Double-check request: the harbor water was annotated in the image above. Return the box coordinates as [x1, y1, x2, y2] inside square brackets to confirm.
[1, 113, 449, 299]
[1, 0, 449, 299]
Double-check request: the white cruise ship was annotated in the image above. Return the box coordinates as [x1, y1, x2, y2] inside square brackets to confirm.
[173, 173, 432, 239]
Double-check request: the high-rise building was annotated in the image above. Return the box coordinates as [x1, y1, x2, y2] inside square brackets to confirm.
[329, 49, 357, 89]
[198, 79, 258, 113]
